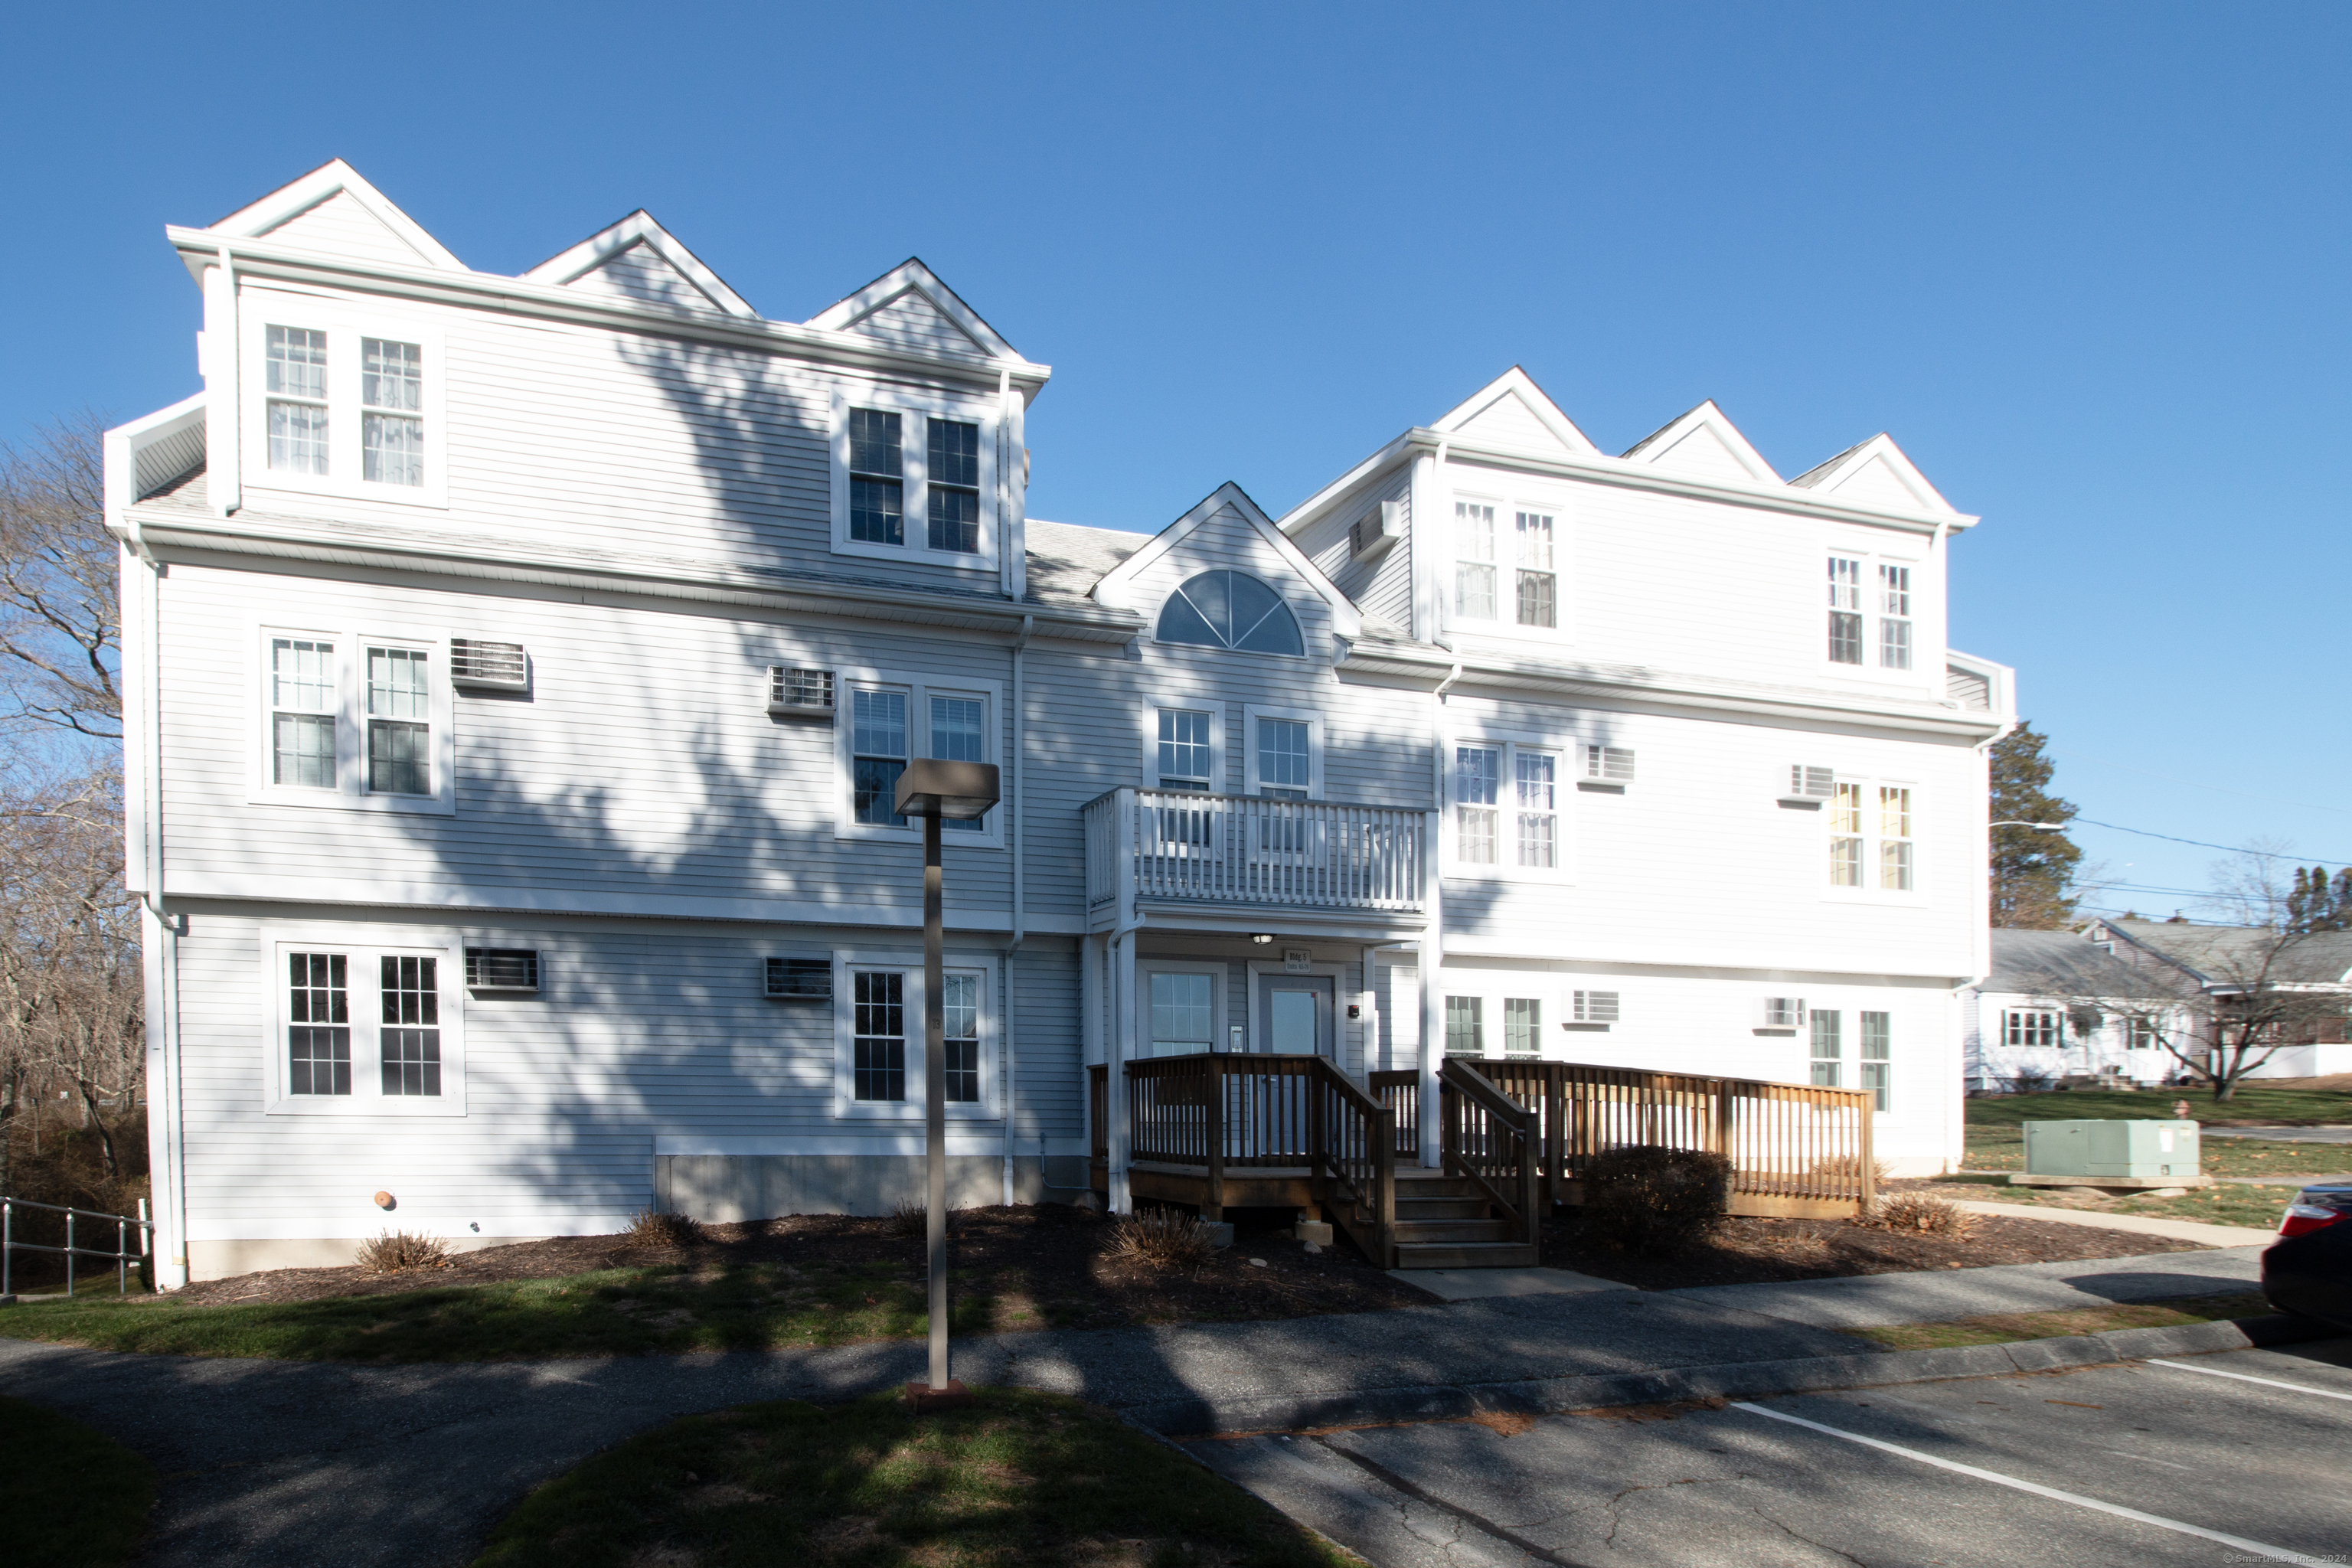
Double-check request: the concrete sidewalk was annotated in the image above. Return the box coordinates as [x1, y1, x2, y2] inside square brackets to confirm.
[0, 1245, 2270, 1566]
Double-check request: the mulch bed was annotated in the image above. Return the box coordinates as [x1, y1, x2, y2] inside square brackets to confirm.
[1538, 1206, 2206, 1291]
[168, 1204, 1440, 1327]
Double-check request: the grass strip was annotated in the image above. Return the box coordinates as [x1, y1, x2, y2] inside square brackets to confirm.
[1850, 1292, 2272, 1351]
[1962, 1124, 2352, 1178]
[1921, 1178, 2292, 1232]
[1965, 1086, 2352, 1129]
[471, 1386, 1353, 1568]
[0, 1394, 155, 1567]
[0, 1260, 1020, 1362]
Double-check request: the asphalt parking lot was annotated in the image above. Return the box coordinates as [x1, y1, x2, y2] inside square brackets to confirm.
[1193, 1336, 2352, 1566]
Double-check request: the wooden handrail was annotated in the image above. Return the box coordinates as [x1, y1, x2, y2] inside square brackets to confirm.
[1438, 1057, 1540, 1243]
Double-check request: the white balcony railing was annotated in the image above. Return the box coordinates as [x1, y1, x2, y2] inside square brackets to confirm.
[1084, 788, 1429, 915]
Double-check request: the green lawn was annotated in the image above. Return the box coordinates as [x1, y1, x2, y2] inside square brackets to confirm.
[472, 1387, 1353, 1568]
[1962, 1122, 2352, 1178]
[0, 1258, 1029, 1363]
[1919, 1174, 2294, 1230]
[1968, 1086, 2352, 1128]
[0, 1395, 155, 1567]
[1851, 1292, 2272, 1351]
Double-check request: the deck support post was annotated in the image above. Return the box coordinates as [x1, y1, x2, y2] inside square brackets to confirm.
[1204, 1056, 1225, 1223]
[1374, 1107, 1397, 1267]
[1109, 931, 1136, 1216]
[1542, 1065, 1564, 1210]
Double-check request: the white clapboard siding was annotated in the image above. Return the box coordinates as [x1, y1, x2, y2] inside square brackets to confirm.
[839, 290, 988, 356]
[255, 189, 439, 267]
[561, 240, 736, 314]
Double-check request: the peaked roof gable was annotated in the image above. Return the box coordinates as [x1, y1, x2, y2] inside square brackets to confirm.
[805, 259, 1017, 359]
[204, 158, 465, 270]
[1093, 482, 1361, 639]
[1620, 400, 1781, 484]
[1432, 368, 1597, 456]
[1788, 433, 1956, 514]
[521, 210, 758, 318]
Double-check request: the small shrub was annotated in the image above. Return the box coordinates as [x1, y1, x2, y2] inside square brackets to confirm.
[1811, 1154, 1893, 1187]
[1579, 1145, 1733, 1256]
[1859, 1194, 1977, 1238]
[355, 1229, 451, 1273]
[626, 1210, 705, 1250]
[2010, 1068, 2055, 1095]
[1102, 1207, 1217, 1269]
[887, 1199, 927, 1238]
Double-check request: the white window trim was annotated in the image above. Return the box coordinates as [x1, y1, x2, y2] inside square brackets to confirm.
[1442, 488, 1576, 645]
[828, 386, 1000, 572]
[831, 948, 999, 1121]
[1440, 726, 1572, 883]
[832, 668, 1006, 847]
[1241, 704, 1325, 799]
[238, 287, 449, 509]
[1821, 544, 1924, 682]
[256, 920, 467, 1117]
[1137, 960, 1228, 1057]
[1136, 697, 1229, 793]
[249, 622, 457, 815]
[1821, 771, 1923, 906]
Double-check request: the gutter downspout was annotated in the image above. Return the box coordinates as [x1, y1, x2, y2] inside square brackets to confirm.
[1002, 614, 1033, 1206]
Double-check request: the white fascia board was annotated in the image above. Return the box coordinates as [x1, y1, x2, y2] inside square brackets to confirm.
[1093, 481, 1361, 637]
[519, 210, 758, 318]
[1276, 433, 1417, 539]
[202, 158, 466, 270]
[1335, 642, 2008, 740]
[119, 505, 1140, 645]
[105, 393, 208, 534]
[164, 229, 1053, 396]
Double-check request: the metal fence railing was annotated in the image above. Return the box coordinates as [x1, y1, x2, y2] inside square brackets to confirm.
[2, 1196, 153, 1299]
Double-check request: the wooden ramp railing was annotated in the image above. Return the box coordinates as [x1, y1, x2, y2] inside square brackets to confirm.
[1456, 1058, 1877, 1218]
[1438, 1058, 1541, 1243]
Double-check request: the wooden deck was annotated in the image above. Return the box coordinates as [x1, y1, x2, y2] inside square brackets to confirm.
[1089, 1054, 1877, 1266]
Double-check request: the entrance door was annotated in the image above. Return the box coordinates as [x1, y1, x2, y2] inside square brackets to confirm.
[1259, 975, 1334, 1056]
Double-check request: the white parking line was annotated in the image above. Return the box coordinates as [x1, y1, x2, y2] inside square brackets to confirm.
[2146, 1359, 2352, 1402]
[1730, 1402, 2330, 1566]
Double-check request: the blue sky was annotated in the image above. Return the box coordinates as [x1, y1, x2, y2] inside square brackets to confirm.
[4, 2, 2344, 912]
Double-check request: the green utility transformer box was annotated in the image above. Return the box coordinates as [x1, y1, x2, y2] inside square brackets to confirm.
[2024, 1119, 2200, 1179]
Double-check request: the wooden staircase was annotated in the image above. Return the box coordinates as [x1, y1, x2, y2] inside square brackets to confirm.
[1334, 1167, 1540, 1270]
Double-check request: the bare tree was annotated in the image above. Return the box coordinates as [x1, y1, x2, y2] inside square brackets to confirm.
[0, 413, 120, 740]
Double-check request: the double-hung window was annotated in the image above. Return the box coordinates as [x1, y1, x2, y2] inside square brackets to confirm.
[2006, 1009, 2060, 1050]
[361, 338, 424, 487]
[836, 954, 992, 1115]
[1455, 502, 1498, 620]
[1810, 1009, 1842, 1087]
[1878, 565, 1912, 669]
[1446, 996, 1484, 1056]
[1452, 739, 1564, 874]
[257, 630, 451, 812]
[366, 647, 433, 796]
[835, 397, 993, 564]
[1877, 787, 1914, 890]
[246, 302, 443, 504]
[1824, 554, 1918, 672]
[1859, 1011, 1891, 1112]
[851, 689, 909, 826]
[271, 637, 338, 788]
[1504, 998, 1541, 1056]
[268, 930, 462, 1114]
[1456, 501, 1560, 631]
[1827, 557, 1864, 664]
[1157, 708, 1214, 791]
[1514, 511, 1557, 628]
[852, 970, 906, 1101]
[1149, 972, 1217, 1056]
[838, 672, 1003, 844]
[1824, 776, 1918, 896]
[1258, 719, 1310, 800]
[942, 973, 982, 1102]
[930, 694, 987, 833]
[266, 326, 331, 475]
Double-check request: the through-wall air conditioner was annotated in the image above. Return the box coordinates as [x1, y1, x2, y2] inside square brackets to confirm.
[449, 639, 529, 693]
[767, 667, 835, 718]
[1758, 997, 1805, 1033]
[1779, 765, 1834, 808]
[465, 948, 541, 992]
[1581, 746, 1635, 792]
[1351, 501, 1402, 561]
[765, 957, 832, 1000]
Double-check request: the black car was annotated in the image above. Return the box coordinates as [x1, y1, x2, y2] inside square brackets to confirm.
[2262, 1182, 2352, 1332]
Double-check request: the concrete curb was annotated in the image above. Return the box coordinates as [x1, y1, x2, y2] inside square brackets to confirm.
[1122, 1312, 2336, 1436]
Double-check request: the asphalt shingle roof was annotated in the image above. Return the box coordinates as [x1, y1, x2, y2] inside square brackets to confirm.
[1986, 929, 2161, 997]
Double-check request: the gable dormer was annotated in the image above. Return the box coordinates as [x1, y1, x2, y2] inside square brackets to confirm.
[1788, 433, 1956, 516]
[805, 259, 1018, 360]
[521, 211, 758, 318]
[197, 158, 464, 273]
[1095, 482, 1360, 655]
[1620, 400, 1780, 485]
[1432, 368, 1596, 458]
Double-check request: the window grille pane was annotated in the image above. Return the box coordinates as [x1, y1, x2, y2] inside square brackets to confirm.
[266, 325, 328, 399]
[1860, 1011, 1890, 1060]
[1504, 998, 1540, 1054]
[851, 475, 904, 544]
[1828, 610, 1862, 664]
[368, 720, 430, 795]
[1515, 570, 1557, 628]
[1456, 746, 1499, 805]
[942, 972, 981, 1102]
[381, 956, 442, 1097]
[368, 648, 430, 719]
[1878, 564, 1909, 618]
[274, 713, 337, 788]
[1830, 782, 1861, 834]
[853, 690, 909, 825]
[1455, 502, 1495, 561]
[1859, 1060, 1889, 1112]
[1827, 557, 1860, 609]
[1830, 836, 1863, 887]
[1515, 753, 1553, 811]
[1516, 751, 1556, 868]
[1158, 708, 1213, 786]
[287, 952, 350, 1096]
[928, 417, 980, 487]
[848, 409, 902, 477]
[1880, 616, 1913, 670]
[926, 483, 980, 553]
[268, 398, 330, 475]
[944, 1036, 981, 1103]
[1150, 972, 1214, 1052]
[853, 970, 906, 1101]
[1515, 511, 1553, 570]
[1258, 718, 1310, 795]
[1810, 1009, 1841, 1088]
[380, 955, 439, 1026]
[362, 413, 424, 486]
[1879, 840, 1913, 891]
[273, 638, 335, 710]
[1455, 503, 1497, 619]
[1574, 990, 1620, 1023]
[930, 695, 988, 831]
[361, 338, 422, 410]
[1456, 563, 1498, 620]
[1877, 787, 1910, 840]
[1445, 995, 1483, 1055]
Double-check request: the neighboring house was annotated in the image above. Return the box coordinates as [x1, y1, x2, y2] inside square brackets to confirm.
[1962, 929, 2189, 1091]
[2085, 919, 2352, 1080]
[111, 162, 2013, 1285]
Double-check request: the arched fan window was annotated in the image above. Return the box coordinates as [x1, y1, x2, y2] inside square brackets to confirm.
[1157, 571, 1304, 656]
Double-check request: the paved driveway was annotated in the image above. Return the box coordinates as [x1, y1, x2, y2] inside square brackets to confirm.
[1195, 1336, 2352, 1566]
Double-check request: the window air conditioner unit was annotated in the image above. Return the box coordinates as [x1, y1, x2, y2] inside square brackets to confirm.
[1759, 997, 1804, 1033]
[465, 948, 541, 992]
[768, 667, 835, 718]
[1571, 989, 1620, 1024]
[766, 957, 832, 1001]
[1580, 746, 1635, 791]
[1351, 501, 1401, 561]
[449, 639, 528, 693]
[1779, 765, 1834, 808]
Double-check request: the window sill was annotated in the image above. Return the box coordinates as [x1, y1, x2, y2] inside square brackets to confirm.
[831, 537, 995, 573]
[264, 1096, 468, 1118]
[249, 788, 456, 816]
[832, 820, 1004, 849]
